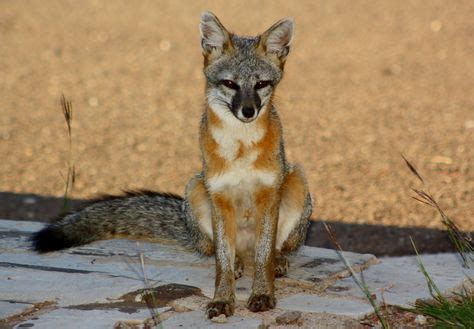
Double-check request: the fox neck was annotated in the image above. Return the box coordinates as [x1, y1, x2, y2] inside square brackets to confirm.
[206, 101, 272, 158]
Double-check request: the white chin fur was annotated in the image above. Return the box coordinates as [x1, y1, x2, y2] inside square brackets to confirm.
[208, 101, 267, 160]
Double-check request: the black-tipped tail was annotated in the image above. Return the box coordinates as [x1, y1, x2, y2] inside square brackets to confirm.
[31, 225, 80, 253]
[30, 190, 188, 253]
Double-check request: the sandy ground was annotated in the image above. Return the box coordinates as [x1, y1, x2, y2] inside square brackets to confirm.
[0, 1, 472, 254]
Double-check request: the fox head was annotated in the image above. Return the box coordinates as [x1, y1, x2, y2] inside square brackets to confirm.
[200, 11, 294, 123]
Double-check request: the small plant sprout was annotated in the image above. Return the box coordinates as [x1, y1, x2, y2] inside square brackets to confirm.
[409, 237, 474, 327]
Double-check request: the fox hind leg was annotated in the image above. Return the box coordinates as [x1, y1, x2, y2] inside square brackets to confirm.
[184, 174, 214, 256]
[275, 251, 290, 278]
[275, 165, 313, 276]
[234, 255, 244, 279]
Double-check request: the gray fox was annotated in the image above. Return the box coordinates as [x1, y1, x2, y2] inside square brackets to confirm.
[32, 11, 313, 318]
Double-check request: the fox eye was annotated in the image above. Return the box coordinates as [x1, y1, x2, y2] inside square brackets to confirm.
[255, 80, 271, 90]
[221, 80, 239, 90]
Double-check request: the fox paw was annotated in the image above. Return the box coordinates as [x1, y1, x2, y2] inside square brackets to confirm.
[247, 294, 276, 312]
[234, 256, 244, 280]
[206, 300, 234, 319]
[275, 255, 289, 277]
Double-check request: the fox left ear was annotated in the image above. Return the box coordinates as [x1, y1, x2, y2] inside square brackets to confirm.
[259, 18, 294, 62]
[200, 11, 232, 60]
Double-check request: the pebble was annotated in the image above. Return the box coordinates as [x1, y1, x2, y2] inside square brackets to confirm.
[210, 314, 227, 323]
[465, 120, 474, 129]
[169, 299, 192, 312]
[88, 97, 99, 107]
[415, 314, 427, 325]
[276, 311, 302, 325]
[430, 20, 442, 32]
[159, 40, 171, 51]
[430, 155, 452, 165]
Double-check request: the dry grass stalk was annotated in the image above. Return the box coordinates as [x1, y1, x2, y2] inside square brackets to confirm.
[323, 222, 389, 329]
[401, 155, 473, 268]
[138, 248, 162, 328]
[59, 94, 75, 214]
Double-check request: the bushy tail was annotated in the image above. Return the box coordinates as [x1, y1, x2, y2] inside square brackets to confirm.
[31, 190, 191, 253]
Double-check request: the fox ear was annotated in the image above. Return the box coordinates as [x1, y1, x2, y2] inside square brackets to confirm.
[260, 18, 294, 62]
[200, 11, 232, 58]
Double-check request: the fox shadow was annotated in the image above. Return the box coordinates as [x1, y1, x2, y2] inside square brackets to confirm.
[0, 191, 469, 257]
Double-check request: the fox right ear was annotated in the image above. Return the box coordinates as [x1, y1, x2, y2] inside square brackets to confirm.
[259, 18, 294, 64]
[200, 11, 232, 58]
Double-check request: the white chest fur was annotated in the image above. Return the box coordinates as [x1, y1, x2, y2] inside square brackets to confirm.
[210, 114, 264, 161]
[207, 105, 277, 193]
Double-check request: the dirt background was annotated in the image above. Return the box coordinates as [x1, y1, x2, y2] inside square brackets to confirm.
[0, 1, 472, 255]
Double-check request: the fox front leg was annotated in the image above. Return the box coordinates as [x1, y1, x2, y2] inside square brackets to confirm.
[206, 194, 236, 318]
[247, 187, 279, 312]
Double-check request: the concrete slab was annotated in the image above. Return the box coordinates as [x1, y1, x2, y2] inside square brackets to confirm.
[0, 219, 44, 233]
[0, 220, 376, 305]
[2, 219, 470, 328]
[327, 253, 474, 307]
[0, 301, 32, 319]
[0, 265, 146, 307]
[13, 307, 163, 329]
[278, 293, 374, 319]
[161, 310, 262, 328]
[286, 246, 377, 288]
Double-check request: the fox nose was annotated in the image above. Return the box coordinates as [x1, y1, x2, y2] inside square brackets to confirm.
[242, 107, 255, 118]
